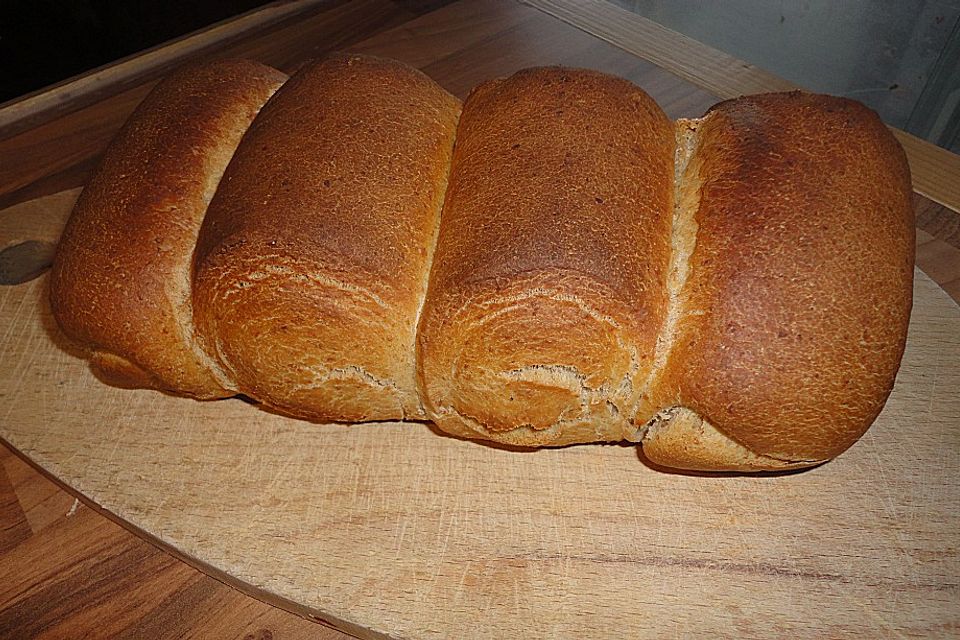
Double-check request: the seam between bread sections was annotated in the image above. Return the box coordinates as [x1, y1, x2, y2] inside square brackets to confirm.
[629, 117, 703, 439]
[182, 82, 288, 395]
[177, 141, 246, 394]
[623, 128, 825, 469]
[412, 105, 462, 417]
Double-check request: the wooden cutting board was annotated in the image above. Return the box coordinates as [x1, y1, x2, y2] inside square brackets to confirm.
[1, 186, 958, 638]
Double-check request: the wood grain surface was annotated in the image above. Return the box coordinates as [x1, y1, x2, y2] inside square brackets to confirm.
[1, 0, 959, 638]
[0, 444, 345, 639]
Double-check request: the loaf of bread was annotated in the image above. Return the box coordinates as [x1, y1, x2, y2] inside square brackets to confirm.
[50, 55, 914, 472]
[49, 59, 287, 398]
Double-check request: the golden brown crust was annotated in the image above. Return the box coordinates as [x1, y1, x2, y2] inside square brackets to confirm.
[192, 53, 460, 422]
[639, 407, 821, 471]
[53, 54, 914, 471]
[417, 67, 675, 446]
[49, 59, 287, 398]
[648, 92, 914, 464]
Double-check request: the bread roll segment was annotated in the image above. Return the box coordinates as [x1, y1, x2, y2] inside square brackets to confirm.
[49, 59, 287, 398]
[637, 92, 914, 470]
[417, 67, 675, 446]
[192, 54, 460, 422]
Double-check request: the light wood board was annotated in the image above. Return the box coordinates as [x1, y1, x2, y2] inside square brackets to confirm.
[1, 189, 959, 638]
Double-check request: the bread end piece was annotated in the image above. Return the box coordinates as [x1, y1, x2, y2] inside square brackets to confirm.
[647, 91, 914, 466]
[50, 58, 287, 399]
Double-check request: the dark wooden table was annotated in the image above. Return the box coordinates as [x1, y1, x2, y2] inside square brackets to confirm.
[2, 1, 958, 637]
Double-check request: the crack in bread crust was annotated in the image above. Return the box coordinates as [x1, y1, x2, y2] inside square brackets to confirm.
[287, 364, 404, 418]
[217, 262, 389, 309]
[639, 406, 824, 471]
[431, 282, 639, 444]
[432, 403, 565, 447]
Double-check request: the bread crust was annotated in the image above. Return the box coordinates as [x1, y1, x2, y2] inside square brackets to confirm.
[638, 407, 820, 471]
[418, 67, 675, 445]
[192, 53, 460, 422]
[646, 92, 914, 464]
[53, 55, 915, 471]
[49, 59, 287, 398]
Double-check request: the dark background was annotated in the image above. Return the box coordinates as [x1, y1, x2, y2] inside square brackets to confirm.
[1, 0, 956, 151]
[0, 0, 271, 103]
